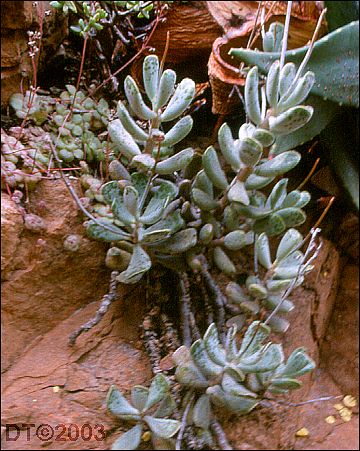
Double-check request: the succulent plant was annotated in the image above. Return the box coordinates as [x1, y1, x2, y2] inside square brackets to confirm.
[83, 54, 197, 282]
[226, 229, 314, 333]
[107, 374, 180, 450]
[228, 19, 359, 153]
[9, 91, 55, 125]
[173, 321, 315, 426]
[1, 128, 47, 191]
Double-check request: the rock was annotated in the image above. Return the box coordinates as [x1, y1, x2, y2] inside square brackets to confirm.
[320, 263, 359, 397]
[1, 179, 110, 371]
[1, 192, 24, 274]
[1, 296, 151, 450]
[1, 1, 68, 108]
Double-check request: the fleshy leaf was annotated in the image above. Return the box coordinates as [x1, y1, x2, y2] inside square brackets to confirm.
[144, 416, 181, 439]
[143, 374, 170, 411]
[117, 245, 152, 284]
[111, 424, 143, 451]
[107, 385, 140, 419]
[193, 394, 211, 430]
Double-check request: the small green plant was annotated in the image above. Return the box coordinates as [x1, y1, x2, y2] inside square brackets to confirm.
[174, 320, 315, 415]
[107, 374, 181, 450]
[83, 54, 197, 282]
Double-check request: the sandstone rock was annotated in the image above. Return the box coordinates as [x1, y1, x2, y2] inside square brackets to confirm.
[1, 192, 24, 274]
[1, 1, 68, 108]
[1, 296, 151, 450]
[320, 263, 359, 397]
[1, 179, 110, 371]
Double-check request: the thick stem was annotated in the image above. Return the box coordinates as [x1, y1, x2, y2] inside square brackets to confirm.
[69, 271, 119, 345]
[210, 419, 233, 450]
[178, 272, 192, 348]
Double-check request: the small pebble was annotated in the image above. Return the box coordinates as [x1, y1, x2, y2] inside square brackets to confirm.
[343, 395, 357, 408]
[325, 416, 336, 424]
[295, 428, 309, 437]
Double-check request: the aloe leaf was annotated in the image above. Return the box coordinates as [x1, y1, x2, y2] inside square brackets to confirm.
[229, 21, 359, 107]
[131, 172, 149, 200]
[117, 101, 149, 142]
[270, 96, 340, 154]
[124, 75, 156, 120]
[226, 282, 248, 304]
[155, 147, 194, 175]
[117, 245, 152, 284]
[239, 137, 263, 166]
[253, 214, 286, 236]
[264, 295, 294, 313]
[266, 315, 290, 333]
[111, 424, 143, 451]
[193, 169, 214, 196]
[223, 230, 247, 251]
[160, 78, 195, 122]
[107, 385, 140, 419]
[162, 116, 193, 147]
[155, 69, 176, 110]
[245, 174, 275, 190]
[276, 207, 306, 228]
[218, 123, 241, 169]
[269, 106, 313, 135]
[256, 233, 272, 269]
[191, 188, 219, 211]
[146, 210, 184, 235]
[221, 373, 258, 397]
[235, 204, 272, 219]
[141, 229, 172, 245]
[140, 181, 176, 224]
[175, 362, 209, 389]
[268, 377, 302, 391]
[144, 417, 181, 439]
[213, 246, 236, 276]
[244, 66, 262, 125]
[238, 344, 284, 373]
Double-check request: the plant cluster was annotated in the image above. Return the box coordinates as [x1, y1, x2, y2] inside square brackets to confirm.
[2, 9, 336, 450]
[93, 20, 322, 449]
